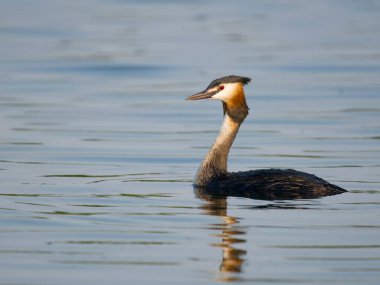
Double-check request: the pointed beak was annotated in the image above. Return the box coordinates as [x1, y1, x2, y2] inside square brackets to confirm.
[186, 89, 218, 101]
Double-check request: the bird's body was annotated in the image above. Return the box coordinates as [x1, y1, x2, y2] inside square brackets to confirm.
[187, 75, 347, 200]
[194, 168, 346, 200]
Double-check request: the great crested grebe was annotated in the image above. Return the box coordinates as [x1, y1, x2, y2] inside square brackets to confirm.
[187, 75, 347, 200]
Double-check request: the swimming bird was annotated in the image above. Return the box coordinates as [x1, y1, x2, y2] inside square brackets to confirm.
[187, 75, 347, 200]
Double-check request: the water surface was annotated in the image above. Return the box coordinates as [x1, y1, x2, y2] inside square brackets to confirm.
[1, 1, 380, 284]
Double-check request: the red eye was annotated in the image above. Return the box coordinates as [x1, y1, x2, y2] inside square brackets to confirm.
[219, 85, 224, 90]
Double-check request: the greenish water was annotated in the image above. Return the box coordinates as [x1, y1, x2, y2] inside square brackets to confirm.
[1, 0, 380, 284]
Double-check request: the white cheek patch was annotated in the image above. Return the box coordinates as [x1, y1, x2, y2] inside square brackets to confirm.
[211, 83, 237, 101]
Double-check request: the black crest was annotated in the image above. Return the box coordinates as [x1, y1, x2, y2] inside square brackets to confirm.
[207, 75, 251, 89]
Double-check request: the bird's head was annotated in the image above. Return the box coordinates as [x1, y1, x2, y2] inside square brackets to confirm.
[186, 75, 251, 120]
[187, 75, 250, 103]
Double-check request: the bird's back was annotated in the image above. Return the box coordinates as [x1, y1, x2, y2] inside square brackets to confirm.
[194, 168, 347, 200]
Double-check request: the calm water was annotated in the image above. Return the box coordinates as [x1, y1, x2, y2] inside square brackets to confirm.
[1, 0, 380, 284]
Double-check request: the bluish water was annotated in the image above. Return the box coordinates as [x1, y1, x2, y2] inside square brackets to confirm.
[1, 0, 380, 284]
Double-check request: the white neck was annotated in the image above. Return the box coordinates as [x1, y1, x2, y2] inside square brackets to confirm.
[194, 113, 242, 186]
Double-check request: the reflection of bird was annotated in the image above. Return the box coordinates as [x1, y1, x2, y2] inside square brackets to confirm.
[198, 196, 247, 281]
[217, 216, 246, 274]
[187, 75, 347, 200]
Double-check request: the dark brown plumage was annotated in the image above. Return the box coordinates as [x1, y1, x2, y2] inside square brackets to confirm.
[194, 168, 346, 200]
